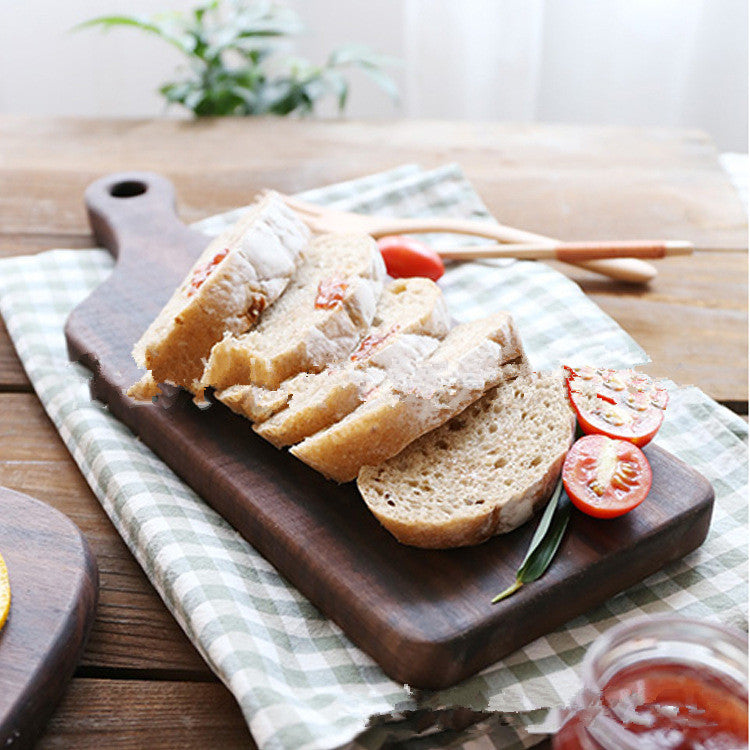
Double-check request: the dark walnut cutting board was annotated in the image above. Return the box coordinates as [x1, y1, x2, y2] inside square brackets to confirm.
[65, 172, 714, 690]
[0, 487, 98, 749]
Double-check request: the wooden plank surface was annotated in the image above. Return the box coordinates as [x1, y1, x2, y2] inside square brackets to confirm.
[36, 679, 255, 750]
[1, 118, 746, 249]
[36, 679, 531, 750]
[0, 116, 745, 746]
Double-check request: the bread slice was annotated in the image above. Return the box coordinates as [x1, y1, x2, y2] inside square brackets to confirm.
[252, 278, 450, 447]
[212, 380, 294, 423]
[290, 312, 525, 482]
[130, 191, 309, 394]
[357, 371, 575, 548]
[201, 233, 386, 390]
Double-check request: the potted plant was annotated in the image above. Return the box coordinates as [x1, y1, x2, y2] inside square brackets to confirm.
[77, 0, 398, 117]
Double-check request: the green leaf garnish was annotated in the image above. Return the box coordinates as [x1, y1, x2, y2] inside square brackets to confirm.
[491, 478, 571, 603]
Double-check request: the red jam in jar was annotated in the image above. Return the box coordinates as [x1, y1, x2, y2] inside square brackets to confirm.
[554, 616, 748, 750]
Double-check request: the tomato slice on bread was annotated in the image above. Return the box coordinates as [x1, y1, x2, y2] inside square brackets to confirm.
[565, 367, 668, 447]
[377, 236, 445, 282]
[562, 435, 652, 519]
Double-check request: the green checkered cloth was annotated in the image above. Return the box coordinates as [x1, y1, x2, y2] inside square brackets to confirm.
[0, 165, 746, 750]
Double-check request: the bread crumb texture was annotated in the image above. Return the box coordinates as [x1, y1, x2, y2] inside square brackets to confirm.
[357, 372, 575, 548]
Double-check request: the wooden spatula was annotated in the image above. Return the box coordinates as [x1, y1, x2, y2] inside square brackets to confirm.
[279, 193, 670, 284]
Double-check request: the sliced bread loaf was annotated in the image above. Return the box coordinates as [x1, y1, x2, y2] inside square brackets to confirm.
[290, 312, 525, 482]
[252, 278, 450, 447]
[357, 371, 575, 548]
[201, 233, 386, 390]
[130, 190, 309, 395]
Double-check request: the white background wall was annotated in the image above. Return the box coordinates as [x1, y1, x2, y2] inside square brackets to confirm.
[0, 0, 746, 150]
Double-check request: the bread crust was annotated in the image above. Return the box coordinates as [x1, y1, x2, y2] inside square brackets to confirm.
[362, 446, 567, 548]
[291, 313, 525, 482]
[251, 278, 450, 448]
[132, 191, 309, 393]
[357, 372, 576, 548]
[201, 234, 386, 390]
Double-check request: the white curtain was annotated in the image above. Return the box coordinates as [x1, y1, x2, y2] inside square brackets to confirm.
[397, 0, 747, 149]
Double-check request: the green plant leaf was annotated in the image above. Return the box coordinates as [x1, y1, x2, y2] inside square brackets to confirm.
[328, 43, 399, 69]
[73, 15, 196, 55]
[321, 69, 348, 112]
[491, 479, 571, 603]
[354, 63, 400, 103]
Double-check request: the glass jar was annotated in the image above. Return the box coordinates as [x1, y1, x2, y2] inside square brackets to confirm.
[553, 615, 748, 750]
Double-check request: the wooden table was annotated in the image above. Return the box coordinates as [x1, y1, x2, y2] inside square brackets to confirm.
[0, 116, 746, 748]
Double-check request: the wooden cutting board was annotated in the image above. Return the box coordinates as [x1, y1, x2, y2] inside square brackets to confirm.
[65, 172, 714, 690]
[0, 487, 98, 749]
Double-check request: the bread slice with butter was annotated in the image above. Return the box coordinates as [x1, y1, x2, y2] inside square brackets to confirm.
[252, 277, 450, 448]
[130, 190, 310, 396]
[290, 312, 525, 482]
[202, 233, 386, 391]
[357, 371, 575, 548]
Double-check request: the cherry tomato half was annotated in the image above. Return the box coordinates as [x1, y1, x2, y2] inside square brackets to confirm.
[566, 367, 667, 447]
[562, 435, 652, 519]
[377, 235, 445, 282]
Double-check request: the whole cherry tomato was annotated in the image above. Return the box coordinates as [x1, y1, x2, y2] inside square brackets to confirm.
[377, 235, 445, 282]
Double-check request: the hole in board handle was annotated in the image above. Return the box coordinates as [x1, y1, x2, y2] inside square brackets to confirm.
[109, 180, 147, 198]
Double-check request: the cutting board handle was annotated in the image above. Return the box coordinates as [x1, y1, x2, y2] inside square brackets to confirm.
[67, 172, 209, 381]
[85, 171, 186, 262]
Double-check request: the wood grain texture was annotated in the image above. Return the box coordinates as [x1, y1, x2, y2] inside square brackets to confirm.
[0, 320, 29, 390]
[0, 393, 211, 678]
[35, 679, 513, 750]
[0, 232, 94, 258]
[0, 487, 98, 749]
[63, 171, 716, 688]
[36, 679, 254, 750]
[549, 251, 748, 402]
[0, 117, 745, 248]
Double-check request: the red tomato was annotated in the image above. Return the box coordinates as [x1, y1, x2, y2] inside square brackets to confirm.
[377, 236, 445, 281]
[562, 435, 652, 519]
[566, 367, 667, 447]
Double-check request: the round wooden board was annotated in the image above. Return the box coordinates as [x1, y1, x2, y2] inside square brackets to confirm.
[0, 486, 98, 749]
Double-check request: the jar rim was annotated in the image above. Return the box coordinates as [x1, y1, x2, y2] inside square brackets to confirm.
[581, 614, 748, 690]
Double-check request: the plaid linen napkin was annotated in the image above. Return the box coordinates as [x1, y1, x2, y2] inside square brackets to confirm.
[0, 165, 746, 750]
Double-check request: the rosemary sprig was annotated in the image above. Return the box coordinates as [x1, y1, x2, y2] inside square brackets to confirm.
[491, 478, 571, 603]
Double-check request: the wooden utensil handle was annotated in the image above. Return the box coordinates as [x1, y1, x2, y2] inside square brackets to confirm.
[368, 217, 545, 244]
[439, 240, 692, 262]
[555, 240, 692, 262]
[369, 217, 658, 284]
